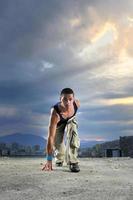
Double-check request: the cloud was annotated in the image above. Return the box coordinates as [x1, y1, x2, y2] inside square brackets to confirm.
[0, 0, 133, 140]
[0, 105, 49, 137]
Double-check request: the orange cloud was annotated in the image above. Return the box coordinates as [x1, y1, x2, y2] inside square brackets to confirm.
[102, 97, 133, 106]
[90, 22, 118, 43]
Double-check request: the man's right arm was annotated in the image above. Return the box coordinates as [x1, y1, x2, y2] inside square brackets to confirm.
[46, 108, 59, 156]
[42, 108, 59, 171]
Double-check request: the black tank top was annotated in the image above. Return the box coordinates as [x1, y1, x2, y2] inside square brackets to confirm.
[52, 101, 78, 127]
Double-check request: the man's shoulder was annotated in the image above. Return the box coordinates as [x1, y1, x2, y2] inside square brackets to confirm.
[75, 99, 80, 108]
[49, 108, 60, 125]
[50, 106, 60, 120]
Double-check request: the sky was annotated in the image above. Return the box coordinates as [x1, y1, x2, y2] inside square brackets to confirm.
[0, 0, 133, 142]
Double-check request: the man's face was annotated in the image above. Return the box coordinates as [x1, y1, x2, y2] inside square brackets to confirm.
[60, 93, 74, 108]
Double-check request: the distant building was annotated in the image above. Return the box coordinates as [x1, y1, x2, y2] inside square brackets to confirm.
[97, 136, 133, 158]
[1, 149, 10, 156]
[104, 148, 122, 157]
[98, 139, 120, 157]
[120, 136, 133, 158]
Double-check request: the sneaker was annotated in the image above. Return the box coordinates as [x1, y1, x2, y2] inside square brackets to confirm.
[69, 162, 80, 172]
[55, 161, 63, 167]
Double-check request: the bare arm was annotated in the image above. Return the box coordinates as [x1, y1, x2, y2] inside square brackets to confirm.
[42, 108, 59, 171]
[46, 108, 59, 155]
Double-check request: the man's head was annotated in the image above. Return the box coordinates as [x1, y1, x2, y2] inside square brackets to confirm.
[60, 88, 75, 108]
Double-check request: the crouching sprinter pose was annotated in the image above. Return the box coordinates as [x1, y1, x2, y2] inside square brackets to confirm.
[42, 88, 80, 172]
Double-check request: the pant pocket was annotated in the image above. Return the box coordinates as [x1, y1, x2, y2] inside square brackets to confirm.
[70, 131, 80, 148]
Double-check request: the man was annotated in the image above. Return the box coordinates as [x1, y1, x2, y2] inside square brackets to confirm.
[42, 88, 80, 172]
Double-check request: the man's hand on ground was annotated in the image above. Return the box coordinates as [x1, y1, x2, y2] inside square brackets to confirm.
[41, 161, 53, 171]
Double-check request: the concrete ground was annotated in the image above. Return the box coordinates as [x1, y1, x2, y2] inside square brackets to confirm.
[0, 157, 133, 200]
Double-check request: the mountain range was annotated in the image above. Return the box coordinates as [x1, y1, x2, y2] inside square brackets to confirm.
[0, 133, 105, 149]
[0, 133, 47, 149]
[80, 140, 105, 148]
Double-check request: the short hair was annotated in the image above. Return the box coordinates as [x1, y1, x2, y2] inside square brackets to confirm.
[60, 88, 74, 96]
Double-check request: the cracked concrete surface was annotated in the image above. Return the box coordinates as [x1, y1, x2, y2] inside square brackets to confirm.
[0, 157, 133, 200]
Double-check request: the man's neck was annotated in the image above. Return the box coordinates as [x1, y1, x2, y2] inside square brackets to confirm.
[60, 103, 72, 112]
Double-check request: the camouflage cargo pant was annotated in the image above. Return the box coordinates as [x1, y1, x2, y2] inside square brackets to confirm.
[53, 116, 80, 164]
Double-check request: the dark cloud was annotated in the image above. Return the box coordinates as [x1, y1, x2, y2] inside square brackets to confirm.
[80, 104, 133, 122]
[0, 0, 132, 139]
